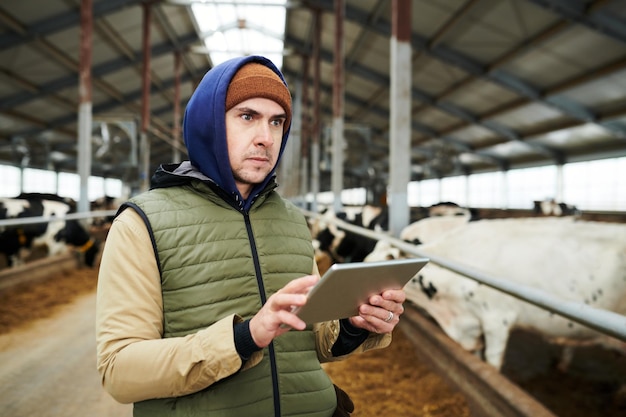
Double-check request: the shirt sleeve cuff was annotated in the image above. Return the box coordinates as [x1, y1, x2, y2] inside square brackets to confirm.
[331, 318, 370, 356]
[234, 319, 261, 361]
[340, 318, 369, 337]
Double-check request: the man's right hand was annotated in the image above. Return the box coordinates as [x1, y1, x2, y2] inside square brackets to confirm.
[248, 274, 319, 348]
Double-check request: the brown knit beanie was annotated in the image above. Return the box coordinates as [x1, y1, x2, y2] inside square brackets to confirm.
[226, 62, 292, 131]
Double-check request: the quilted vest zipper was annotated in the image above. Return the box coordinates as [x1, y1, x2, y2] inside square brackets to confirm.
[244, 212, 281, 417]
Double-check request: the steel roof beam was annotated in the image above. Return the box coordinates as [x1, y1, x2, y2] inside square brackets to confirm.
[303, 0, 626, 140]
[0, 0, 144, 51]
[0, 32, 199, 111]
[283, 62, 508, 170]
[525, 0, 626, 45]
[286, 36, 556, 161]
[285, 18, 559, 158]
[10, 70, 198, 140]
[152, 5, 203, 80]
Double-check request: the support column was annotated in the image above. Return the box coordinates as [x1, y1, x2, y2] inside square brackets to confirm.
[299, 55, 310, 207]
[464, 173, 470, 208]
[310, 8, 322, 213]
[172, 51, 182, 163]
[556, 164, 564, 202]
[77, 0, 93, 212]
[501, 170, 508, 209]
[331, 0, 345, 214]
[389, 0, 412, 236]
[279, 78, 302, 197]
[140, 3, 152, 192]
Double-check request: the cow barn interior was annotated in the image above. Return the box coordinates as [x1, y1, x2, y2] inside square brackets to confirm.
[1, 1, 626, 417]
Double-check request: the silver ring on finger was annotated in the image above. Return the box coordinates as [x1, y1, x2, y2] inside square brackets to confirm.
[384, 310, 394, 322]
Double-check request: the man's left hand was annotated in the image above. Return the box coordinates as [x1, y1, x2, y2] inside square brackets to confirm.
[348, 288, 406, 333]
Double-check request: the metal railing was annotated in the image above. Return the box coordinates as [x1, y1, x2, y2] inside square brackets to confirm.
[0, 210, 118, 228]
[4, 208, 624, 341]
[303, 209, 626, 342]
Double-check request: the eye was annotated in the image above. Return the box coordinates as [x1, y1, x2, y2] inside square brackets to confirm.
[241, 113, 253, 121]
[271, 118, 285, 127]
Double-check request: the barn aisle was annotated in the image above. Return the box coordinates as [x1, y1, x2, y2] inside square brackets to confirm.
[0, 264, 473, 417]
[0, 291, 132, 417]
[2, 261, 625, 416]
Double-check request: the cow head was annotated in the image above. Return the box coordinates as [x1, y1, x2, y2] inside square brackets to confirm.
[428, 202, 471, 218]
[404, 264, 485, 353]
[363, 240, 402, 262]
[56, 220, 100, 267]
[80, 238, 101, 268]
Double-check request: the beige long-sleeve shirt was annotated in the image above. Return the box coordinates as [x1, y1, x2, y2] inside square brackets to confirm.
[96, 208, 391, 404]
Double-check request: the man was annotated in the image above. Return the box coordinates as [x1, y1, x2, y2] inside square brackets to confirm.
[96, 55, 406, 417]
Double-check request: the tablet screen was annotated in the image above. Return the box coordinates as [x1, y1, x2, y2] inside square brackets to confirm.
[294, 258, 429, 324]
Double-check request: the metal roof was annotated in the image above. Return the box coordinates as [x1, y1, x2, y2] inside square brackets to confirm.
[1, 0, 626, 194]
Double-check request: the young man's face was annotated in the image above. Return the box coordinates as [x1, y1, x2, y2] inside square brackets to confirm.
[225, 97, 286, 198]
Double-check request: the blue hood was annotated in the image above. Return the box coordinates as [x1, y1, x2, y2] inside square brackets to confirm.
[182, 55, 291, 210]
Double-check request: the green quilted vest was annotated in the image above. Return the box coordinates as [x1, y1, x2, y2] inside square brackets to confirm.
[129, 181, 336, 417]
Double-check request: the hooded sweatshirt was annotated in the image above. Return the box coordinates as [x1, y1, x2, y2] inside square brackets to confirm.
[182, 55, 291, 211]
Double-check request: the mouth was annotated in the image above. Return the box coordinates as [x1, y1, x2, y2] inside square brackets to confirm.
[247, 153, 271, 163]
[246, 155, 271, 167]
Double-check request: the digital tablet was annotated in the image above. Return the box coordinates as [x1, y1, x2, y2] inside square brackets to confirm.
[293, 258, 429, 324]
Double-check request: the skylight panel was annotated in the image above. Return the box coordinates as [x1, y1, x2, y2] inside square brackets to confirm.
[190, 0, 287, 69]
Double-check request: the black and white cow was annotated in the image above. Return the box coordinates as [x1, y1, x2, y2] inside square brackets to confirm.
[313, 202, 475, 265]
[533, 199, 580, 217]
[0, 193, 100, 268]
[399, 217, 626, 370]
[364, 202, 475, 262]
[312, 205, 388, 265]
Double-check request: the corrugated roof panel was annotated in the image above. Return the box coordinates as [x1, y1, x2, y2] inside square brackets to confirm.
[559, 68, 626, 110]
[449, 124, 500, 148]
[504, 27, 626, 90]
[529, 123, 620, 151]
[443, 78, 520, 114]
[4, 0, 67, 24]
[4, 45, 68, 84]
[411, 0, 468, 38]
[436, 1, 557, 64]
[101, 67, 141, 98]
[413, 55, 468, 96]
[490, 101, 567, 132]
[415, 106, 463, 131]
[487, 139, 541, 160]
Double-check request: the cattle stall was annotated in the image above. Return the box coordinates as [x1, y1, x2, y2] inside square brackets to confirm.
[305, 208, 626, 417]
[305, 209, 626, 343]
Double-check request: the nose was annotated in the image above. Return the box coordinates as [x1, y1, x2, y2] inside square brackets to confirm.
[254, 123, 275, 147]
